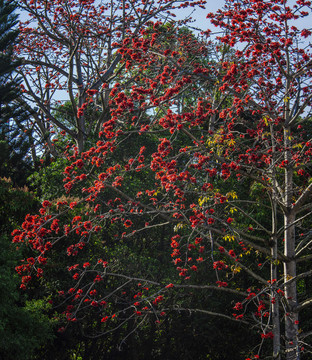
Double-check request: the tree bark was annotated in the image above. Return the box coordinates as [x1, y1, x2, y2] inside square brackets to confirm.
[284, 126, 299, 360]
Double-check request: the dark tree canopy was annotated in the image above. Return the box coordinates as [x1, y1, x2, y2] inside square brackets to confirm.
[0, 0, 32, 186]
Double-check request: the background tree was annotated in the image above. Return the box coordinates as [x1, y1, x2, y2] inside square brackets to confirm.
[0, 0, 34, 185]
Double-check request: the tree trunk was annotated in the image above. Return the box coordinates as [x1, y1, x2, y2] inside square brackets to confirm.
[284, 212, 299, 360]
[284, 124, 299, 359]
[271, 244, 281, 360]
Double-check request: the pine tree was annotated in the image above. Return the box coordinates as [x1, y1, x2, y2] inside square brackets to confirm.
[0, 0, 32, 186]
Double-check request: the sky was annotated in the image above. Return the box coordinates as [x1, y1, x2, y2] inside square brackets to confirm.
[17, 0, 227, 32]
[177, 0, 312, 34]
[179, 0, 225, 30]
[18, 0, 310, 37]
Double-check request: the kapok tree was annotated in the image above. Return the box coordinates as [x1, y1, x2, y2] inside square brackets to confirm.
[16, 0, 205, 156]
[13, 0, 312, 359]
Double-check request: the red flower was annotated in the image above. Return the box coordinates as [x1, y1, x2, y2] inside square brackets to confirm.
[124, 219, 133, 228]
[84, 221, 92, 230]
[261, 331, 274, 339]
[70, 202, 77, 209]
[42, 200, 52, 208]
[233, 302, 243, 311]
[229, 249, 236, 258]
[93, 275, 102, 282]
[86, 89, 98, 96]
[153, 295, 164, 305]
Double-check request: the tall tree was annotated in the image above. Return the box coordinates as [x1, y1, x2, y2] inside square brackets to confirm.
[16, 0, 206, 155]
[0, 0, 33, 185]
[14, 1, 312, 359]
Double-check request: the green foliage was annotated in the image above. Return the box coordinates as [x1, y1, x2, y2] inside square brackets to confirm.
[0, 254, 53, 359]
[0, 179, 54, 359]
[0, 178, 37, 230]
[27, 157, 71, 199]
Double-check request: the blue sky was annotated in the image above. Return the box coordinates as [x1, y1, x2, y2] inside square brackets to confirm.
[174, 1, 225, 32]
[178, 0, 311, 33]
[17, 0, 226, 30]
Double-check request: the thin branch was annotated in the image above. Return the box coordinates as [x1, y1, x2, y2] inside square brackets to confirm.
[292, 182, 312, 214]
[297, 297, 312, 312]
[175, 307, 249, 324]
